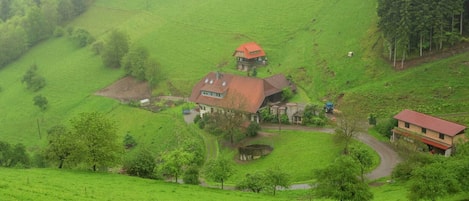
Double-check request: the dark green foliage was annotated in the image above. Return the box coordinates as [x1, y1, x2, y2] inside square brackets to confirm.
[392, 153, 436, 181]
[0, 0, 12, 22]
[377, 0, 466, 64]
[71, 28, 94, 47]
[57, 0, 73, 25]
[0, 141, 12, 167]
[246, 122, 261, 137]
[23, 7, 52, 46]
[182, 140, 204, 166]
[0, 24, 27, 68]
[183, 165, 200, 185]
[349, 145, 373, 181]
[409, 160, 460, 201]
[279, 114, 290, 124]
[33, 95, 48, 111]
[314, 156, 373, 201]
[281, 87, 293, 101]
[32, 151, 47, 168]
[375, 116, 397, 138]
[45, 125, 84, 169]
[101, 30, 129, 68]
[259, 107, 275, 123]
[0, 0, 89, 68]
[0, 141, 31, 168]
[368, 113, 377, 125]
[123, 133, 137, 149]
[122, 46, 149, 80]
[10, 143, 31, 168]
[236, 171, 266, 193]
[22, 64, 46, 92]
[302, 104, 327, 126]
[53, 27, 65, 37]
[204, 157, 234, 189]
[123, 147, 156, 179]
[71, 112, 122, 171]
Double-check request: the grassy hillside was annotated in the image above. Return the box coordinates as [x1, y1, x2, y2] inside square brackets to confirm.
[0, 168, 288, 201]
[1, 0, 469, 199]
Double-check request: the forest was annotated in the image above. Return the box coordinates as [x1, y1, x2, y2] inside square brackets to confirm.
[0, 0, 91, 68]
[378, 0, 469, 67]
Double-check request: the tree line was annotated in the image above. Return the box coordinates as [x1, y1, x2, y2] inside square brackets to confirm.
[377, 0, 469, 68]
[0, 0, 91, 68]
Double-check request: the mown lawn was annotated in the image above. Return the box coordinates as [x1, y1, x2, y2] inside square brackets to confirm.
[219, 130, 379, 184]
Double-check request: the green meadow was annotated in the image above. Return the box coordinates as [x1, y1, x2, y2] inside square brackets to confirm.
[1, 0, 469, 200]
[0, 168, 289, 201]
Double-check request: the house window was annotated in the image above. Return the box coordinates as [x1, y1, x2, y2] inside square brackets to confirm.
[404, 122, 410, 128]
[421, 128, 426, 134]
[439, 133, 445, 140]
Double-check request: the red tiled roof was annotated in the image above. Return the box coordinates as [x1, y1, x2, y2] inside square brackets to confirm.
[189, 72, 289, 113]
[421, 138, 450, 150]
[394, 109, 466, 137]
[233, 42, 266, 59]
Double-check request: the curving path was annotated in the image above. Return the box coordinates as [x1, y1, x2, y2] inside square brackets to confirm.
[260, 124, 401, 189]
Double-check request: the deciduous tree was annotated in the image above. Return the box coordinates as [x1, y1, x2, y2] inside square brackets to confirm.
[408, 161, 460, 201]
[33, 94, 48, 111]
[334, 111, 363, 154]
[349, 145, 373, 182]
[237, 171, 266, 193]
[160, 148, 192, 183]
[314, 156, 373, 201]
[101, 30, 129, 68]
[264, 166, 290, 195]
[204, 157, 234, 189]
[45, 125, 84, 168]
[71, 112, 121, 171]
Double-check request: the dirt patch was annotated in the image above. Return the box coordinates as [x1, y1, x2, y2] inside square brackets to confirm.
[95, 76, 151, 101]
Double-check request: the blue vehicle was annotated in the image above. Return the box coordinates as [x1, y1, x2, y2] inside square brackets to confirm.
[324, 102, 334, 114]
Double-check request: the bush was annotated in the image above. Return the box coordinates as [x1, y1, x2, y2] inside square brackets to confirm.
[71, 28, 94, 47]
[22, 64, 46, 92]
[123, 148, 156, 179]
[123, 133, 137, 149]
[375, 117, 397, 138]
[91, 41, 104, 55]
[246, 122, 261, 137]
[53, 27, 65, 37]
[33, 95, 48, 111]
[32, 151, 47, 168]
[183, 165, 200, 185]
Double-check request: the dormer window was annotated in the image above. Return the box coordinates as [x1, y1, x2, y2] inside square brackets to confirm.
[201, 90, 224, 99]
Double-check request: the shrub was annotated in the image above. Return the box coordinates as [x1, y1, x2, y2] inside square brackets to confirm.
[53, 27, 65, 37]
[123, 133, 137, 149]
[246, 122, 261, 137]
[22, 64, 46, 92]
[91, 41, 104, 55]
[183, 165, 200, 185]
[123, 148, 156, 179]
[71, 28, 94, 47]
[33, 95, 48, 111]
[375, 117, 397, 138]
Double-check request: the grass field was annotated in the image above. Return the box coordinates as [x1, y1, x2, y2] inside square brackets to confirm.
[219, 130, 379, 184]
[1, 0, 469, 200]
[0, 168, 288, 201]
